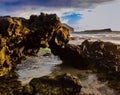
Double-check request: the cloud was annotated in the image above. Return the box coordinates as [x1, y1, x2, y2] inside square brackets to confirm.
[0, 0, 115, 18]
[72, 1, 120, 31]
[1, 0, 119, 31]
[0, 0, 115, 8]
[42, 0, 114, 8]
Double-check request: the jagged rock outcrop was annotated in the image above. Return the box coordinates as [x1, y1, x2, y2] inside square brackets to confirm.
[23, 73, 82, 95]
[52, 40, 120, 72]
[42, 38, 120, 93]
[81, 40, 120, 71]
[52, 40, 120, 91]
[0, 13, 69, 76]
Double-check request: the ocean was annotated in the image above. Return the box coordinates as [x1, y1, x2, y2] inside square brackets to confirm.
[69, 31, 120, 45]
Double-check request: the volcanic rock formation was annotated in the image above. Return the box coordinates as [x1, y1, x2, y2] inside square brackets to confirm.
[0, 13, 69, 76]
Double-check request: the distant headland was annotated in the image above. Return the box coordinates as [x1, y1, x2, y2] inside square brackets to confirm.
[83, 28, 113, 32]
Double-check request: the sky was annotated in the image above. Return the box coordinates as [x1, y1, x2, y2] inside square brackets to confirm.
[0, 0, 120, 31]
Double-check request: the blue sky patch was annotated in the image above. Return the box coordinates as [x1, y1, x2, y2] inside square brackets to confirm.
[61, 13, 83, 25]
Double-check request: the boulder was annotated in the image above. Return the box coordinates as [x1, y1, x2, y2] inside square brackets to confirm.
[23, 73, 82, 95]
[50, 44, 87, 69]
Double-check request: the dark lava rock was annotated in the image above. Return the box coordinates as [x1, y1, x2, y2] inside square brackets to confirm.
[51, 39, 120, 92]
[53, 40, 120, 72]
[81, 40, 120, 72]
[0, 13, 69, 76]
[50, 44, 87, 69]
[23, 73, 81, 95]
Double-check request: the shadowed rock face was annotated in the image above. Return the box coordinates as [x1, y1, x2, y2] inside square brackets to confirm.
[0, 13, 69, 76]
[23, 73, 82, 95]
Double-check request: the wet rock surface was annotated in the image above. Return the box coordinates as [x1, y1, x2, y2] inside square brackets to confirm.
[23, 73, 82, 95]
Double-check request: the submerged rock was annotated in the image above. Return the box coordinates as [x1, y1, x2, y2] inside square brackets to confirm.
[23, 73, 82, 95]
[0, 13, 69, 76]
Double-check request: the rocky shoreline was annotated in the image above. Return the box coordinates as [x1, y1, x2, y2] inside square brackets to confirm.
[0, 13, 120, 95]
[52, 39, 120, 93]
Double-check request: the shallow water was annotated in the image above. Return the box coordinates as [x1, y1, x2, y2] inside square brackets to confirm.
[17, 48, 62, 84]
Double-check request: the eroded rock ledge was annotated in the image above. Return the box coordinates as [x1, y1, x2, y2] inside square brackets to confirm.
[0, 13, 69, 76]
